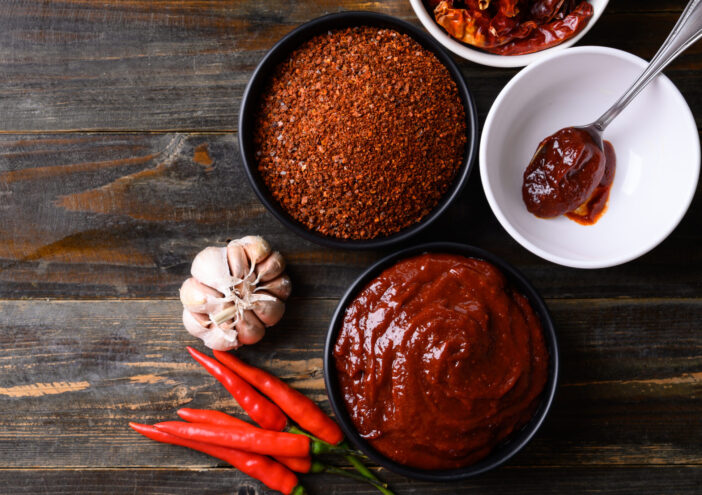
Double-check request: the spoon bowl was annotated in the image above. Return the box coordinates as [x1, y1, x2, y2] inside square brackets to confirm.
[575, 124, 605, 150]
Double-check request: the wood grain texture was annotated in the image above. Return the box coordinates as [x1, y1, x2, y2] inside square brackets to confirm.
[0, 1, 700, 131]
[1, 1, 701, 494]
[1, 133, 701, 300]
[0, 298, 700, 469]
[1, 466, 701, 495]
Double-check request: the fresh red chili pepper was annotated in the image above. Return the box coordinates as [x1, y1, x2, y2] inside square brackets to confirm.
[175, 408, 387, 490]
[177, 407, 260, 430]
[186, 346, 287, 431]
[267, 451, 313, 474]
[213, 350, 344, 445]
[177, 408, 312, 473]
[155, 420, 309, 457]
[129, 422, 304, 495]
[177, 407, 254, 429]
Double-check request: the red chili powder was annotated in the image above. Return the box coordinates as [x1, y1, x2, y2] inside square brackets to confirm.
[254, 26, 467, 240]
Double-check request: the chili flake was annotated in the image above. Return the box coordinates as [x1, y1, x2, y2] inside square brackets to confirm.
[254, 26, 467, 240]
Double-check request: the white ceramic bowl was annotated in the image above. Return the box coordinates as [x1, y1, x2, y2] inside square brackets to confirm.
[480, 46, 700, 269]
[409, 0, 609, 68]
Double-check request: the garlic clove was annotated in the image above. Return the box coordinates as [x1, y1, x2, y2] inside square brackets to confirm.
[191, 246, 236, 296]
[217, 318, 236, 332]
[256, 274, 292, 301]
[235, 310, 266, 346]
[183, 309, 239, 351]
[255, 251, 286, 283]
[182, 309, 211, 338]
[234, 236, 271, 266]
[252, 293, 286, 327]
[202, 326, 240, 351]
[226, 243, 250, 280]
[180, 277, 226, 314]
[180, 278, 208, 308]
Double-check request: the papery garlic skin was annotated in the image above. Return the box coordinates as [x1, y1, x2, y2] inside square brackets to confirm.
[234, 236, 271, 266]
[257, 274, 292, 300]
[180, 277, 230, 315]
[182, 309, 210, 339]
[226, 243, 250, 280]
[182, 309, 238, 351]
[255, 251, 286, 283]
[180, 235, 291, 351]
[191, 247, 239, 296]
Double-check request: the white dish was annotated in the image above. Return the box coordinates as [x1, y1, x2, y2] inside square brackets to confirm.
[409, 0, 609, 68]
[480, 46, 700, 269]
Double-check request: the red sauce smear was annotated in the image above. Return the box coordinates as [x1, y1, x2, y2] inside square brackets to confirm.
[522, 127, 616, 225]
[334, 253, 549, 470]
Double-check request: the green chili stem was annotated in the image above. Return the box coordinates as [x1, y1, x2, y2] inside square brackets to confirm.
[290, 485, 307, 495]
[288, 426, 364, 457]
[344, 449, 394, 495]
[345, 452, 382, 484]
[288, 426, 391, 493]
[310, 439, 360, 456]
[310, 462, 394, 495]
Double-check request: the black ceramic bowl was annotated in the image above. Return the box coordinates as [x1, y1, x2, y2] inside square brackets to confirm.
[238, 12, 479, 250]
[324, 242, 559, 481]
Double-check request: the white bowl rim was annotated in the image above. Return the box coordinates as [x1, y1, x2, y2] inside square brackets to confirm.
[409, 0, 610, 68]
[479, 45, 701, 269]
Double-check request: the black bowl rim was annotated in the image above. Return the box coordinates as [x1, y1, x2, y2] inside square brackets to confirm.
[323, 242, 559, 481]
[238, 11, 479, 250]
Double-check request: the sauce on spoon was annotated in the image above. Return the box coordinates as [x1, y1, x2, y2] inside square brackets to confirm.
[522, 127, 616, 225]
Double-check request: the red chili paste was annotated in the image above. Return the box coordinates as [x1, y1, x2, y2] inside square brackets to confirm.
[334, 253, 549, 470]
[565, 141, 616, 225]
[522, 127, 616, 225]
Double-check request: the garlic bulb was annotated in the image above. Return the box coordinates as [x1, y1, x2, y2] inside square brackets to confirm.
[179, 235, 291, 350]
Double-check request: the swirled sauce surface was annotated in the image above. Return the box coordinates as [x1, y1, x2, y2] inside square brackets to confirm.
[334, 253, 549, 470]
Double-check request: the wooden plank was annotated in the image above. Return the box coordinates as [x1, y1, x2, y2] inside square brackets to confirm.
[1, 133, 701, 300]
[0, 466, 700, 495]
[0, 298, 700, 469]
[0, 2, 700, 131]
[0, 2, 698, 494]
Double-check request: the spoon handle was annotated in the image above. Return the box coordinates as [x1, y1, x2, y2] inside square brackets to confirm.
[593, 0, 702, 132]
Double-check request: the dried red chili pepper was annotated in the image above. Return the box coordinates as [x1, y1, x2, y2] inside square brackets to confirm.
[531, 0, 566, 22]
[499, 0, 521, 18]
[129, 422, 304, 495]
[491, 2, 594, 55]
[430, 0, 594, 55]
[186, 346, 288, 431]
[213, 350, 345, 445]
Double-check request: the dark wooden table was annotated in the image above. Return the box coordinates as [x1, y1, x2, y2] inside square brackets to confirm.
[1, 1, 700, 494]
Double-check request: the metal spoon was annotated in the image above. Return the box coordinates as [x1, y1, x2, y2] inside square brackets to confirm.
[522, 1, 702, 221]
[578, 0, 702, 148]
